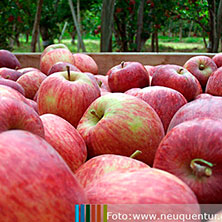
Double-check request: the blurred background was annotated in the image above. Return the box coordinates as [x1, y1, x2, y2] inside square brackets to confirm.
[1, 0, 221, 53]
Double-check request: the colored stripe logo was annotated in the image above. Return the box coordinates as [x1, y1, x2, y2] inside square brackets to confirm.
[75, 204, 107, 222]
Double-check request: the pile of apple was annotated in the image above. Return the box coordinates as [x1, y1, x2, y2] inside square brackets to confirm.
[0, 44, 222, 221]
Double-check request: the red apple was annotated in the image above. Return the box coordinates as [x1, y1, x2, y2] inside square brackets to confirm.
[17, 67, 40, 75]
[212, 52, 222, 68]
[0, 130, 87, 221]
[77, 93, 164, 165]
[94, 74, 111, 95]
[154, 118, 222, 204]
[40, 43, 69, 60]
[40, 45, 75, 75]
[86, 168, 198, 204]
[37, 70, 101, 127]
[125, 86, 187, 132]
[0, 49, 21, 69]
[168, 95, 222, 132]
[47, 62, 81, 75]
[0, 96, 44, 137]
[205, 67, 222, 96]
[0, 67, 23, 81]
[75, 153, 150, 188]
[151, 64, 202, 101]
[183, 55, 217, 89]
[107, 61, 149, 92]
[16, 70, 47, 99]
[73, 53, 98, 74]
[0, 78, 25, 95]
[40, 114, 87, 173]
[26, 98, 38, 114]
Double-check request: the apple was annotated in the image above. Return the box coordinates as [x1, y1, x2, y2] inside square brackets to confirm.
[85, 168, 198, 204]
[40, 44, 75, 75]
[0, 96, 44, 137]
[94, 74, 111, 95]
[17, 67, 40, 75]
[75, 153, 150, 188]
[77, 93, 164, 165]
[212, 52, 222, 68]
[0, 78, 25, 95]
[0, 130, 87, 221]
[151, 64, 202, 101]
[0, 85, 29, 105]
[40, 114, 87, 173]
[47, 62, 81, 75]
[16, 70, 47, 99]
[168, 95, 222, 132]
[107, 61, 149, 92]
[73, 53, 98, 74]
[154, 118, 222, 204]
[125, 86, 187, 132]
[205, 67, 222, 96]
[37, 70, 101, 127]
[26, 98, 38, 114]
[0, 67, 23, 81]
[0, 49, 21, 69]
[183, 55, 217, 89]
[40, 43, 68, 60]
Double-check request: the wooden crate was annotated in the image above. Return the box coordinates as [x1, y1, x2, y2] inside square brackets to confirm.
[14, 52, 215, 75]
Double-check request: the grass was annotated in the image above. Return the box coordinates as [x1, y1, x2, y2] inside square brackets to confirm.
[12, 35, 208, 53]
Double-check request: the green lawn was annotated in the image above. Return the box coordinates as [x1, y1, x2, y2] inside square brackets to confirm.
[12, 36, 208, 53]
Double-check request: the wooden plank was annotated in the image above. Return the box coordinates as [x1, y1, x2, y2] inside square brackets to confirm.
[14, 52, 216, 75]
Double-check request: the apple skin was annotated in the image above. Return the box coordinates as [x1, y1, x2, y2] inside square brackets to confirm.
[40, 114, 87, 173]
[0, 96, 44, 137]
[94, 74, 111, 95]
[40, 43, 68, 60]
[0, 78, 25, 95]
[125, 86, 187, 132]
[205, 67, 222, 96]
[151, 64, 202, 101]
[168, 95, 222, 132]
[75, 154, 150, 188]
[85, 168, 198, 204]
[77, 93, 164, 165]
[16, 71, 47, 99]
[0, 67, 23, 81]
[26, 98, 38, 114]
[37, 71, 101, 127]
[73, 53, 98, 74]
[107, 61, 150, 93]
[212, 52, 222, 68]
[0, 49, 21, 69]
[17, 67, 40, 75]
[184, 55, 217, 89]
[47, 62, 81, 75]
[40, 48, 75, 75]
[0, 130, 87, 222]
[154, 118, 222, 204]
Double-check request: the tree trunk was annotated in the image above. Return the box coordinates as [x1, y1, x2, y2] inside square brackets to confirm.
[68, 0, 86, 52]
[31, 0, 44, 52]
[136, 0, 145, 52]
[188, 21, 193, 38]
[100, 0, 115, 52]
[213, 0, 222, 52]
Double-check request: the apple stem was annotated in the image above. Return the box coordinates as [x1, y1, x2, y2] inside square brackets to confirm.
[190, 158, 214, 177]
[66, 66, 71, 81]
[199, 64, 205, 70]
[130, 150, 142, 159]
[90, 109, 100, 119]
[178, 68, 184, 74]
[98, 80, 102, 88]
[121, 61, 125, 68]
